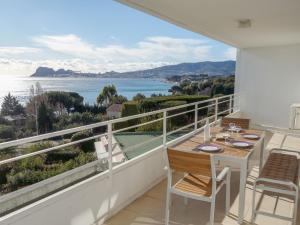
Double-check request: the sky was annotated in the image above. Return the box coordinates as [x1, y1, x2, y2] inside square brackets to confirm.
[0, 0, 236, 76]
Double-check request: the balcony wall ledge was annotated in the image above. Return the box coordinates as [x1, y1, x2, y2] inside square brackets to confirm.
[0, 145, 166, 225]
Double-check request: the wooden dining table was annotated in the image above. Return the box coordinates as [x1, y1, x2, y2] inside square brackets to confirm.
[170, 126, 265, 224]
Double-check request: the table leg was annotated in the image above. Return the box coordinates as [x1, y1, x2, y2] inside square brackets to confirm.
[238, 159, 247, 224]
[259, 137, 265, 172]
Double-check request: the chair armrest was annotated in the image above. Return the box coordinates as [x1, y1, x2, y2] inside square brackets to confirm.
[216, 166, 230, 182]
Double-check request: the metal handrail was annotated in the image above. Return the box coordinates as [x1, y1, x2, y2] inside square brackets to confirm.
[0, 94, 236, 166]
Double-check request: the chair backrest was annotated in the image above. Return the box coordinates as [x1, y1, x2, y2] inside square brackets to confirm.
[221, 117, 250, 129]
[94, 141, 109, 160]
[167, 148, 212, 177]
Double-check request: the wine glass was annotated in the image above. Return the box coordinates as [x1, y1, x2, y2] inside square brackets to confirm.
[229, 122, 236, 130]
[235, 125, 242, 133]
[229, 122, 236, 134]
[223, 132, 231, 145]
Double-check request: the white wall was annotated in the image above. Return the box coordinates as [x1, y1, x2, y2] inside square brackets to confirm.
[0, 147, 166, 225]
[235, 43, 300, 129]
[107, 111, 121, 119]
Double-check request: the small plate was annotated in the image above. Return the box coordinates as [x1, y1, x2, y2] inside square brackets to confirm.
[231, 141, 253, 148]
[197, 144, 222, 153]
[242, 133, 260, 140]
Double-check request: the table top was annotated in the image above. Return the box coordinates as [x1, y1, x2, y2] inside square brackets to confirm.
[171, 126, 264, 159]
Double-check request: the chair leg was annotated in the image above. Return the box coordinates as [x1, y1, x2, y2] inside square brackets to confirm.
[293, 187, 298, 225]
[225, 170, 231, 214]
[210, 198, 216, 225]
[251, 182, 257, 223]
[165, 188, 171, 225]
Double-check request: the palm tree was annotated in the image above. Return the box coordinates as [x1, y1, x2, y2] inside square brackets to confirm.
[97, 85, 117, 106]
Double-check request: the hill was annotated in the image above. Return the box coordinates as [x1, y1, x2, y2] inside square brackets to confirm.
[31, 60, 235, 78]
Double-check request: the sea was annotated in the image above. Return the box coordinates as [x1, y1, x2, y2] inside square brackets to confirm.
[0, 76, 172, 105]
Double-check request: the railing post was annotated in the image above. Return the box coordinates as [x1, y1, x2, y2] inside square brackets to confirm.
[107, 122, 113, 177]
[163, 110, 167, 147]
[194, 103, 198, 130]
[229, 95, 233, 113]
[107, 122, 113, 216]
[215, 98, 218, 121]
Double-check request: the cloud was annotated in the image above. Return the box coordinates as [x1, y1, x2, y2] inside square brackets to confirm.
[0, 35, 234, 75]
[33, 34, 94, 58]
[32, 34, 212, 63]
[224, 47, 237, 60]
[0, 47, 40, 56]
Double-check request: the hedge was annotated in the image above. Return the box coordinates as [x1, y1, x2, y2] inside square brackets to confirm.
[158, 100, 187, 109]
[71, 131, 95, 153]
[121, 101, 139, 117]
[45, 147, 80, 163]
[118, 96, 210, 133]
[114, 102, 140, 131]
[139, 95, 209, 112]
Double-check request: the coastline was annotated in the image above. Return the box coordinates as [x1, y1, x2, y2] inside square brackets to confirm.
[0, 77, 172, 105]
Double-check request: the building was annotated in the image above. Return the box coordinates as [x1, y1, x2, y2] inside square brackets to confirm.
[3, 115, 26, 126]
[106, 104, 123, 119]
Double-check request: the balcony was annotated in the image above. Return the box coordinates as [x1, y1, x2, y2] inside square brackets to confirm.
[0, 93, 299, 225]
[104, 167, 299, 225]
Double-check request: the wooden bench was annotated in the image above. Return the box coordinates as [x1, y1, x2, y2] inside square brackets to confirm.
[251, 148, 300, 225]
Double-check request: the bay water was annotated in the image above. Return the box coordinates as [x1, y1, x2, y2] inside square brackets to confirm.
[0, 76, 172, 105]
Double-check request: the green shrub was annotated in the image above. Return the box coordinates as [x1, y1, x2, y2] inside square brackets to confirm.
[54, 112, 102, 131]
[0, 125, 15, 140]
[71, 131, 95, 153]
[5, 152, 96, 192]
[0, 117, 10, 125]
[46, 147, 80, 163]
[0, 164, 11, 185]
[23, 141, 53, 154]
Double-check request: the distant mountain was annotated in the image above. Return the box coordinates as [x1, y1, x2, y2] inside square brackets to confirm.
[31, 67, 101, 78]
[31, 60, 235, 78]
[116, 60, 236, 78]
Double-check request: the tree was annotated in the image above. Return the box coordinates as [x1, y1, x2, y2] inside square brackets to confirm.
[169, 85, 182, 95]
[96, 85, 117, 106]
[26, 82, 47, 116]
[37, 101, 54, 133]
[133, 93, 146, 101]
[179, 79, 192, 89]
[46, 91, 84, 113]
[0, 93, 25, 116]
[211, 83, 225, 97]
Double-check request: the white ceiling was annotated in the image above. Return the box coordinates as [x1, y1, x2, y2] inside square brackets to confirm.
[117, 0, 300, 48]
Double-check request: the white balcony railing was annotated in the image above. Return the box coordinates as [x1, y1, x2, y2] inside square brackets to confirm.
[0, 94, 237, 218]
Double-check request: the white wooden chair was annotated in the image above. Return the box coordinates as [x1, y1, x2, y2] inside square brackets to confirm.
[251, 148, 300, 225]
[165, 148, 231, 225]
[94, 140, 109, 161]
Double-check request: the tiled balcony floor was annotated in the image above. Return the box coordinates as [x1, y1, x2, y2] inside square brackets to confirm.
[103, 167, 299, 225]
